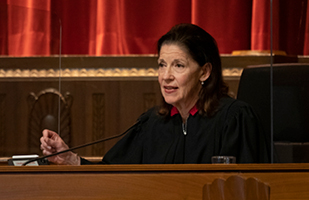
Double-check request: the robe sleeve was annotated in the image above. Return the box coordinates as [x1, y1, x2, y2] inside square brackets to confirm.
[219, 101, 270, 163]
[80, 110, 152, 165]
[80, 124, 145, 165]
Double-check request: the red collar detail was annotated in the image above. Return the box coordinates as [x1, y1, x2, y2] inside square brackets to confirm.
[171, 105, 198, 117]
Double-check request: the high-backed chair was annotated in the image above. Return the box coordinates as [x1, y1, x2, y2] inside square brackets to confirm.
[28, 88, 73, 155]
[203, 175, 270, 200]
[237, 63, 309, 163]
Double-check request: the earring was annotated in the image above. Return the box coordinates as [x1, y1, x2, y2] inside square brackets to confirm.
[201, 81, 204, 85]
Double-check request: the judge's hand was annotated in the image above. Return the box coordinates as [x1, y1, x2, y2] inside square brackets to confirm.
[40, 129, 80, 165]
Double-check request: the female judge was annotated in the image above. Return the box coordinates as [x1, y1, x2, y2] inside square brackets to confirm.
[40, 23, 270, 165]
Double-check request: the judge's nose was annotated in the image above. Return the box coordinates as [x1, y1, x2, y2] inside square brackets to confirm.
[160, 66, 174, 80]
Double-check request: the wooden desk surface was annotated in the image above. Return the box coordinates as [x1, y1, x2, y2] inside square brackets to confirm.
[1, 163, 309, 200]
[1, 162, 309, 172]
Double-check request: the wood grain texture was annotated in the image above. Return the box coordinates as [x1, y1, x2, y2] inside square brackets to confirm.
[92, 93, 105, 155]
[0, 94, 5, 156]
[203, 175, 270, 200]
[0, 164, 309, 200]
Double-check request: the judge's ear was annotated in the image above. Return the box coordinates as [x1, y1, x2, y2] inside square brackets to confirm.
[200, 62, 212, 82]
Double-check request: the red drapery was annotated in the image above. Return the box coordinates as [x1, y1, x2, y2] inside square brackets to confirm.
[0, 0, 308, 56]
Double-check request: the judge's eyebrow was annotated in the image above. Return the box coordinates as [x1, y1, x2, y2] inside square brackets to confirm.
[158, 57, 186, 63]
[158, 58, 167, 64]
[173, 58, 186, 63]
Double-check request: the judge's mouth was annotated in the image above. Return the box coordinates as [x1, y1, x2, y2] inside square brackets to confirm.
[163, 86, 178, 93]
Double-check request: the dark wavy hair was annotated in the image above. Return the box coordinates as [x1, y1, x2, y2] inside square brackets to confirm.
[157, 23, 229, 117]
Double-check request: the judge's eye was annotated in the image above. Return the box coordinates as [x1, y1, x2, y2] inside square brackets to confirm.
[172, 63, 186, 73]
[175, 64, 184, 68]
[158, 62, 166, 68]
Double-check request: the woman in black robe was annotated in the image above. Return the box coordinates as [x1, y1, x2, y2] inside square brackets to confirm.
[40, 24, 270, 165]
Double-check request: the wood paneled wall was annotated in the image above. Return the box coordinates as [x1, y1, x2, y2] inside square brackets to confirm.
[0, 78, 162, 157]
[0, 55, 300, 157]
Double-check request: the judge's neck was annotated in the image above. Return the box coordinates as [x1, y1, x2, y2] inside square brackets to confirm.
[181, 114, 189, 124]
[174, 100, 198, 123]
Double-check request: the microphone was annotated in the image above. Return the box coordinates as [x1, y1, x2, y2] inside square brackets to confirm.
[22, 114, 149, 166]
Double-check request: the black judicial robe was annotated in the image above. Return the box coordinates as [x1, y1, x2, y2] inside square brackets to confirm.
[81, 96, 270, 164]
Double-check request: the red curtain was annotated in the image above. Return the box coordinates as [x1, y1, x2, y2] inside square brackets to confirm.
[88, 0, 191, 55]
[252, 0, 308, 55]
[0, 0, 308, 56]
[192, 0, 253, 54]
[1, 0, 52, 55]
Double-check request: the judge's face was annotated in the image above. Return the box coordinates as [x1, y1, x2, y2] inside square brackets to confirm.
[158, 44, 208, 111]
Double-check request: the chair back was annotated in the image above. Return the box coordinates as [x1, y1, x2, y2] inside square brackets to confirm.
[237, 63, 309, 162]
